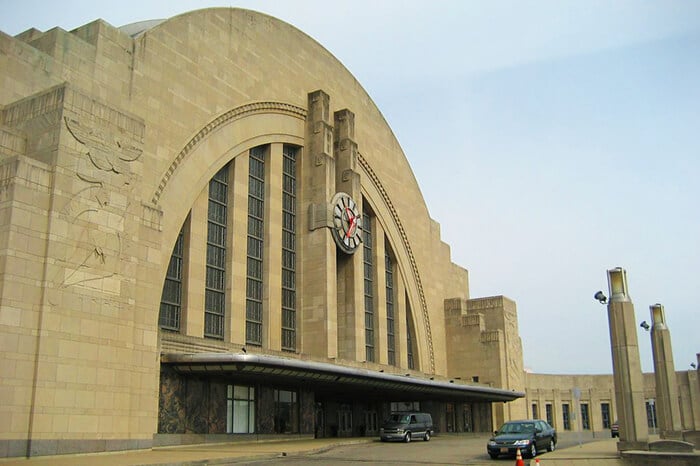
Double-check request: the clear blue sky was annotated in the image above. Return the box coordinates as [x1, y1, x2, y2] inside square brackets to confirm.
[2, 0, 698, 375]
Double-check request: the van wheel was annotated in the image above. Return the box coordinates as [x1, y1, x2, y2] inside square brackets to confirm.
[423, 431, 431, 441]
[404, 432, 411, 443]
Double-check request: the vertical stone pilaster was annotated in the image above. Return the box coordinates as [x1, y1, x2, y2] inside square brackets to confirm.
[333, 108, 365, 362]
[649, 304, 683, 439]
[589, 388, 601, 434]
[537, 391, 547, 422]
[300, 90, 337, 359]
[373, 221, 388, 365]
[265, 144, 284, 351]
[395, 270, 408, 369]
[229, 153, 249, 345]
[334, 109, 358, 195]
[552, 390, 562, 431]
[336, 250, 363, 361]
[606, 268, 648, 450]
[183, 189, 208, 338]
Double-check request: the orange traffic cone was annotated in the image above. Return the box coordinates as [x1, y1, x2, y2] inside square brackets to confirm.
[534, 458, 540, 465]
[514, 448, 524, 466]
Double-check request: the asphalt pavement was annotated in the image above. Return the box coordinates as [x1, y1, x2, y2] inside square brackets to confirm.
[0, 433, 640, 466]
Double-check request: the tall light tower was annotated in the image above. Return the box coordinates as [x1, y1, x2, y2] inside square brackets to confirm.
[595, 267, 648, 451]
[649, 303, 683, 439]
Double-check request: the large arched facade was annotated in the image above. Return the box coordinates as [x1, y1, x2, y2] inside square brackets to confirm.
[0, 8, 526, 457]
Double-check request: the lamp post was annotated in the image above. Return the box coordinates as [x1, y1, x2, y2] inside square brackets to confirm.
[649, 303, 683, 439]
[595, 267, 648, 451]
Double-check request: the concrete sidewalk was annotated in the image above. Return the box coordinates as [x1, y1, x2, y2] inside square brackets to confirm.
[1, 438, 369, 466]
[533, 437, 623, 465]
[0, 436, 629, 466]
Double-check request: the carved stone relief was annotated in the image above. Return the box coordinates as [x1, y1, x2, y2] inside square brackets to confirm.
[56, 114, 143, 291]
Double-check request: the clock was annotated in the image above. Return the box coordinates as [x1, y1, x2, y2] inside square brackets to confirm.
[330, 192, 363, 254]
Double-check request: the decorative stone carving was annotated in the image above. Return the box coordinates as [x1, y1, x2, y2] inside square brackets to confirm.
[58, 112, 142, 290]
[152, 101, 306, 204]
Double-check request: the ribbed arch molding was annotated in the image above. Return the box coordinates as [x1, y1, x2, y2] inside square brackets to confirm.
[152, 101, 306, 205]
[358, 152, 435, 373]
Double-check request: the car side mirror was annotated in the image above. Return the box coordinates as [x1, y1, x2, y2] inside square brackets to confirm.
[536, 428, 542, 433]
[494, 430, 498, 435]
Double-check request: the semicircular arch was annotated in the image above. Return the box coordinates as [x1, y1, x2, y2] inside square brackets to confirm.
[144, 101, 306, 320]
[154, 101, 305, 252]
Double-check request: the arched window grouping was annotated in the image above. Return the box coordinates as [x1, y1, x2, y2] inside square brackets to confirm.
[158, 143, 418, 370]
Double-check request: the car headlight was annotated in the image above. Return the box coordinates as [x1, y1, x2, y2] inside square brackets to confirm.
[396, 429, 404, 434]
[514, 439, 531, 446]
[488, 440, 497, 446]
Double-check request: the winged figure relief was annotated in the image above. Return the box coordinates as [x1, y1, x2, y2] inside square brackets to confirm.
[57, 116, 142, 288]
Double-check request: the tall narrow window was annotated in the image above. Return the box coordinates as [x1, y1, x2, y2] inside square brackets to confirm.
[385, 247, 396, 366]
[281, 146, 297, 351]
[246, 147, 265, 345]
[227, 385, 255, 433]
[546, 403, 553, 426]
[159, 226, 184, 331]
[406, 295, 415, 370]
[601, 403, 611, 429]
[362, 212, 374, 362]
[562, 403, 570, 430]
[581, 403, 590, 430]
[646, 400, 657, 430]
[205, 166, 228, 339]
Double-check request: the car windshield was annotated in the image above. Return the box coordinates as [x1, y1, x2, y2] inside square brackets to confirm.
[387, 414, 410, 423]
[499, 422, 536, 434]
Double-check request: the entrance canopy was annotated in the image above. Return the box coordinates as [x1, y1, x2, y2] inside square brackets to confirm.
[161, 353, 524, 402]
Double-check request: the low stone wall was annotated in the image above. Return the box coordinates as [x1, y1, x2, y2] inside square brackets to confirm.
[153, 433, 314, 447]
[682, 430, 699, 449]
[621, 450, 700, 466]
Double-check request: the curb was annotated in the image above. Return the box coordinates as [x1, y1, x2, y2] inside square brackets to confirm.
[140, 438, 375, 466]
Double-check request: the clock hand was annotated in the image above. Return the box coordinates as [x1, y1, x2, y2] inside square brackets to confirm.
[344, 208, 358, 238]
[347, 218, 357, 238]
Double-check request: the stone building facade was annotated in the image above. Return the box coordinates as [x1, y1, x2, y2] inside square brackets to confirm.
[524, 369, 700, 439]
[0, 8, 526, 458]
[2, 7, 697, 460]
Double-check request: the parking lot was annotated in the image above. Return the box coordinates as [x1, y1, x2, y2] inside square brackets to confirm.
[241, 432, 616, 465]
[0, 432, 625, 466]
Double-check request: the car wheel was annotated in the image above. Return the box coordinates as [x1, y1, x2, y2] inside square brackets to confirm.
[489, 453, 498, 459]
[548, 439, 555, 452]
[404, 432, 411, 443]
[423, 431, 431, 441]
[529, 443, 537, 458]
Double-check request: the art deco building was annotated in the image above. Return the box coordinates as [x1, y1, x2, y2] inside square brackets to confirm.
[0, 8, 528, 458]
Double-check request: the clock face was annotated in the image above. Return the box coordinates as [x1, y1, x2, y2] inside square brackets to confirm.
[331, 192, 363, 254]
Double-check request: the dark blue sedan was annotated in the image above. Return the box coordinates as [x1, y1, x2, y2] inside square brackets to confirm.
[487, 419, 557, 459]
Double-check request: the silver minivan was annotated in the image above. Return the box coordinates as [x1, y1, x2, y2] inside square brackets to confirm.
[379, 412, 433, 443]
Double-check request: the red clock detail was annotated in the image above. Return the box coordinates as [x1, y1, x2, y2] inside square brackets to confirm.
[331, 192, 362, 254]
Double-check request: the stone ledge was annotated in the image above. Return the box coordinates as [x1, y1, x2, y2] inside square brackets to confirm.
[621, 449, 700, 466]
[648, 439, 695, 453]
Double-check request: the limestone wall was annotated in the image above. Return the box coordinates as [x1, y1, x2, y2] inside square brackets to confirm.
[0, 7, 486, 456]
